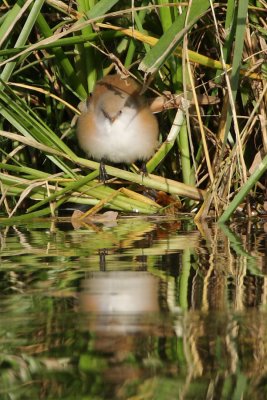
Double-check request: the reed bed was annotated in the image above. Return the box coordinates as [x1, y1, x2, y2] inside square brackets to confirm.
[0, 0, 266, 221]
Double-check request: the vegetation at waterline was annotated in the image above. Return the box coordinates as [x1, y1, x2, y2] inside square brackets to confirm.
[0, 0, 266, 221]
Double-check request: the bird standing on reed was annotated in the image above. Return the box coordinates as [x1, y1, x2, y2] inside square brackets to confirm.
[77, 74, 159, 181]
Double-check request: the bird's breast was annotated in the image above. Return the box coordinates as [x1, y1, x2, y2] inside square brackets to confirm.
[77, 103, 158, 164]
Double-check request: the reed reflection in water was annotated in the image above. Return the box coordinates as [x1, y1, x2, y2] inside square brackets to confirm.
[0, 218, 266, 399]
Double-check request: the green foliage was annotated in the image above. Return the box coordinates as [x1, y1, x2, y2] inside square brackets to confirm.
[0, 0, 266, 220]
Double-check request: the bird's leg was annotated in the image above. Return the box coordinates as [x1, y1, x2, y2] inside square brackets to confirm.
[99, 249, 107, 271]
[139, 162, 148, 177]
[99, 159, 109, 183]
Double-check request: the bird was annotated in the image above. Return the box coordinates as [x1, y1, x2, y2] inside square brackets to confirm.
[77, 74, 159, 181]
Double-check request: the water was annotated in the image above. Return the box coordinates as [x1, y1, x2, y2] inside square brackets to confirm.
[0, 217, 266, 399]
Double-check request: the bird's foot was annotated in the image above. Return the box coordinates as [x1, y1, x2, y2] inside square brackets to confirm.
[139, 162, 148, 177]
[99, 160, 109, 184]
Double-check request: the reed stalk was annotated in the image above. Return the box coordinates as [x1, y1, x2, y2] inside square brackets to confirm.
[0, 0, 265, 221]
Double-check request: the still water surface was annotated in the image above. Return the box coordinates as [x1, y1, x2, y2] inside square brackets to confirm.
[0, 217, 266, 399]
